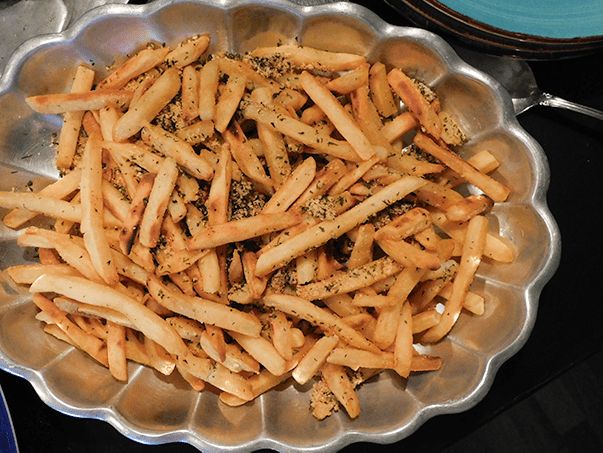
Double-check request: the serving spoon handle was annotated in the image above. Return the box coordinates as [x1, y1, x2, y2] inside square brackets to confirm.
[514, 91, 603, 120]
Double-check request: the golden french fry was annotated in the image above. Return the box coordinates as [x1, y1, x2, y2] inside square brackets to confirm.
[262, 157, 316, 214]
[165, 34, 210, 68]
[320, 362, 360, 418]
[187, 211, 302, 250]
[26, 90, 133, 115]
[30, 274, 190, 359]
[80, 134, 119, 285]
[56, 65, 96, 169]
[386, 68, 442, 139]
[228, 330, 288, 376]
[292, 334, 339, 385]
[263, 294, 379, 353]
[240, 98, 361, 162]
[138, 157, 179, 248]
[107, 321, 128, 381]
[119, 172, 156, 255]
[32, 293, 109, 367]
[369, 62, 398, 118]
[414, 133, 510, 203]
[112, 67, 181, 141]
[198, 57, 220, 121]
[146, 274, 262, 337]
[99, 46, 170, 89]
[2, 169, 81, 229]
[297, 257, 403, 301]
[445, 194, 494, 222]
[215, 72, 247, 133]
[251, 45, 366, 72]
[255, 176, 426, 276]
[300, 71, 375, 161]
[421, 215, 488, 343]
[140, 121, 214, 181]
[325, 63, 370, 94]
[347, 223, 375, 269]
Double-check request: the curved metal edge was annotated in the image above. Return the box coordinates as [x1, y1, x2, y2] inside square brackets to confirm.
[0, 1, 561, 452]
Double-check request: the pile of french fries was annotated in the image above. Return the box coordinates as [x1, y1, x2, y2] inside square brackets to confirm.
[0, 34, 514, 419]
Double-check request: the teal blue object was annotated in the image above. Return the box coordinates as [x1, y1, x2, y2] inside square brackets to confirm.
[438, 0, 603, 39]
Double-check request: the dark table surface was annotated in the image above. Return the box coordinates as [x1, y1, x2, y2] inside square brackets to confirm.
[1, 1, 603, 452]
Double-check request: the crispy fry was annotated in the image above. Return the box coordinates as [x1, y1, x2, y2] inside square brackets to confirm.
[414, 133, 510, 202]
[300, 71, 375, 160]
[146, 274, 262, 337]
[99, 46, 170, 89]
[255, 176, 426, 276]
[421, 215, 488, 343]
[263, 294, 379, 353]
[80, 134, 119, 285]
[112, 67, 181, 141]
[26, 90, 133, 115]
[251, 45, 366, 72]
[387, 68, 442, 139]
[187, 211, 302, 250]
[138, 157, 179, 248]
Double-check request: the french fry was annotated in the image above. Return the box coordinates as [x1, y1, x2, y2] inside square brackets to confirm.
[255, 176, 426, 276]
[0, 191, 82, 223]
[165, 34, 210, 68]
[347, 223, 375, 269]
[80, 134, 119, 285]
[320, 362, 360, 418]
[198, 57, 220, 121]
[369, 62, 398, 118]
[251, 45, 366, 72]
[414, 133, 510, 203]
[187, 211, 302, 250]
[292, 334, 339, 385]
[386, 68, 442, 139]
[119, 172, 156, 255]
[297, 257, 403, 301]
[99, 46, 170, 89]
[146, 274, 262, 337]
[263, 294, 379, 353]
[112, 67, 181, 141]
[2, 169, 81, 228]
[394, 301, 413, 377]
[140, 121, 214, 181]
[300, 71, 375, 160]
[214, 72, 247, 133]
[240, 98, 361, 162]
[445, 194, 494, 222]
[421, 215, 488, 343]
[55, 65, 96, 169]
[30, 274, 191, 359]
[325, 63, 370, 94]
[262, 157, 316, 214]
[32, 293, 109, 367]
[138, 156, 179, 248]
[228, 331, 287, 376]
[26, 90, 133, 115]
[107, 321, 128, 381]
[6, 264, 81, 285]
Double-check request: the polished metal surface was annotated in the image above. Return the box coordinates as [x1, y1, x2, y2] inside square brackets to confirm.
[0, 0, 560, 451]
[0, 0, 128, 78]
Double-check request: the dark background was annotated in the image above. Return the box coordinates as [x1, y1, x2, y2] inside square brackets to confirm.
[1, 1, 602, 452]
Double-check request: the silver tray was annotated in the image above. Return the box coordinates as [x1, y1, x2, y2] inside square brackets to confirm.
[0, 0, 560, 451]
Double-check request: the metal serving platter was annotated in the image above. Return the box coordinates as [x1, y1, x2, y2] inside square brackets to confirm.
[0, 0, 560, 451]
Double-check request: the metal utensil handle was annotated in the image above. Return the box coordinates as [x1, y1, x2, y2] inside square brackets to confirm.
[541, 92, 603, 121]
